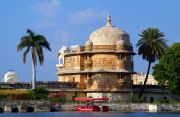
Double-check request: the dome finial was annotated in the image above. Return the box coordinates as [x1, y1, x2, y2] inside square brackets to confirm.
[107, 13, 111, 26]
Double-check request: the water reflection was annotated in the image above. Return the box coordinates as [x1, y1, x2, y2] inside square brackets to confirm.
[0, 112, 180, 117]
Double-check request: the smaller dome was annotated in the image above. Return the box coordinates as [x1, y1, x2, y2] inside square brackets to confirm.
[85, 40, 93, 46]
[2, 70, 19, 82]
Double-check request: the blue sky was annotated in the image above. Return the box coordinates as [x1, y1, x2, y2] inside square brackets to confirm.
[0, 0, 179, 82]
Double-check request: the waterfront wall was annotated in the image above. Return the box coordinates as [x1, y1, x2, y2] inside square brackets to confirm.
[0, 101, 179, 112]
[109, 103, 180, 112]
[61, 103, 180, 112]
[0, 100, 50, 112]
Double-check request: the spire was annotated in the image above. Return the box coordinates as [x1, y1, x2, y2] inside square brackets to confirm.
[106, 13, 112, 26]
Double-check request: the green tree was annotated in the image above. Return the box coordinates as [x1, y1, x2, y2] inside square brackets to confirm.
[29, 88, 48, 100]
[17, 29, 51, 89]
[136, 28, 168, 98]
[153, 43, 180, 93]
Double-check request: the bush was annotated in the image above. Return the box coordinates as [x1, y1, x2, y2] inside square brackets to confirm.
[29, 88, 48, 100]
[48, 92, 67, 103]
[9, 93, 30, 100]
[132, 97, 144, 103]
[0, 94, 7, 100]
[155, 98, 169, 104]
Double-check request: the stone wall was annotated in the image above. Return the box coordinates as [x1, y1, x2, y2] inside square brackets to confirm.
[64, 55, 81, 69]
[60, 103, 180, 112]
[90, 73, 118, 90]
[0, 100, 50, 112]
[87, 92, 132, 102]
[59, 52, 133, 72]
[109, 103, 149, 111]
[60, 92, 86, 101]
[1, 100, 179, 112]
[133, 92, 173, 103]
[109, 103, 180, 112]
[59, 74, 80, 82]
[57, 45, 134, 91]
[92, 54, 117, 69]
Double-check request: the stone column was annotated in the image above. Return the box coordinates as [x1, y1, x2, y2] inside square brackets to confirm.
[4, 105, 11, 112]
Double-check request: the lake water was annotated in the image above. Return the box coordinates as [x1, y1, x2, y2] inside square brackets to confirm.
[0, 112, 180, 117]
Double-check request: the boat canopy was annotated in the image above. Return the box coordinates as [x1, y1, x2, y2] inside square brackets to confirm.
[74, 97, 109, 101]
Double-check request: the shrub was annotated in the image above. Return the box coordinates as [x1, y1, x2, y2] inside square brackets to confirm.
[0, 94, 7, 100]
[29, 88, 48, 100]
[48, 92, 67, 103]
[132, 97, 144, 103]
[155, 98, 169, 104]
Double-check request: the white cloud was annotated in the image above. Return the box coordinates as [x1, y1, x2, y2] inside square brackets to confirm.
[36, 19, 57, 29]
[31, 0, 63, 28]
[54, 30, 69, 44]
[68, 8, 107, 25]
[31, 0, 62, 19]
[53, 29, 78, 46]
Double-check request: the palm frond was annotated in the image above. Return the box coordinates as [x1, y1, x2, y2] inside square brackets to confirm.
[27, 29, 35, 37]
[137, 28, 168, 63]
[17, 37, 30, 51]
[35, 35, 51, 51]
[23, 46, 30, 63]
[18, 29, 51, 66]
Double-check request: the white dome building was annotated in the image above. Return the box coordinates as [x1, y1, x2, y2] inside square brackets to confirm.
[2, 70, 20, 82]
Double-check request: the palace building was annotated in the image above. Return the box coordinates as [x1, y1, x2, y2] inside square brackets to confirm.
[56, 14, 136, 101]
[0, 15, 179, 103]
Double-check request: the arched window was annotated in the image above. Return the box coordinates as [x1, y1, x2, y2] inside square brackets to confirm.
[59, 55, 64, 64]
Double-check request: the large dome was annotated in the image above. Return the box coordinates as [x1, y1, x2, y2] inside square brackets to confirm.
[88, 14, 131, 46]
[2, 70, 19, 82]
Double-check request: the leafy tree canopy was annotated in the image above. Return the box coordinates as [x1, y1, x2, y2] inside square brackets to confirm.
[153, 43, 180, 93]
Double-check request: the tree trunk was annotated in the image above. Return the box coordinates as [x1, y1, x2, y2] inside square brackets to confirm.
[138, 61, 151, 98]
[32, 62, 36, 89]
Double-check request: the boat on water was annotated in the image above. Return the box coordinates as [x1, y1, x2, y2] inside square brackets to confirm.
[74, 97, 109, 112]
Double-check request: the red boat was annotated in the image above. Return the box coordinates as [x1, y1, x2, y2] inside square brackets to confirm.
[74, 97, 109, 112]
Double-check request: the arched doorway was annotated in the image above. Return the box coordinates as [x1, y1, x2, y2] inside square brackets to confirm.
[0, 107, 4, 113]
[26, 107, 34, 112]
[11, 107, 19, 113]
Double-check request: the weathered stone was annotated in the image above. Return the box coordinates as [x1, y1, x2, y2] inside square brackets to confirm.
[0, 100, 50, 112]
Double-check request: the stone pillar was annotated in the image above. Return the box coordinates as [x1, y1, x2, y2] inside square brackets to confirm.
[86, 74, 93, 89]
[85, 54, 92, 70]
[4, 105, 11, 112]
[149, 104, 158, 112]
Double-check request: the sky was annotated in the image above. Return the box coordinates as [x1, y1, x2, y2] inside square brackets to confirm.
[0, 0, 180, 82]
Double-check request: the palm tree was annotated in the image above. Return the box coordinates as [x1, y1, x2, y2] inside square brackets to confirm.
[17, 29, 51, 89]
[136, 28, 168, 98]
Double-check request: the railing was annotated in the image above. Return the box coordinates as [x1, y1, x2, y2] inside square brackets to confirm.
[0, 81, 78, 89]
